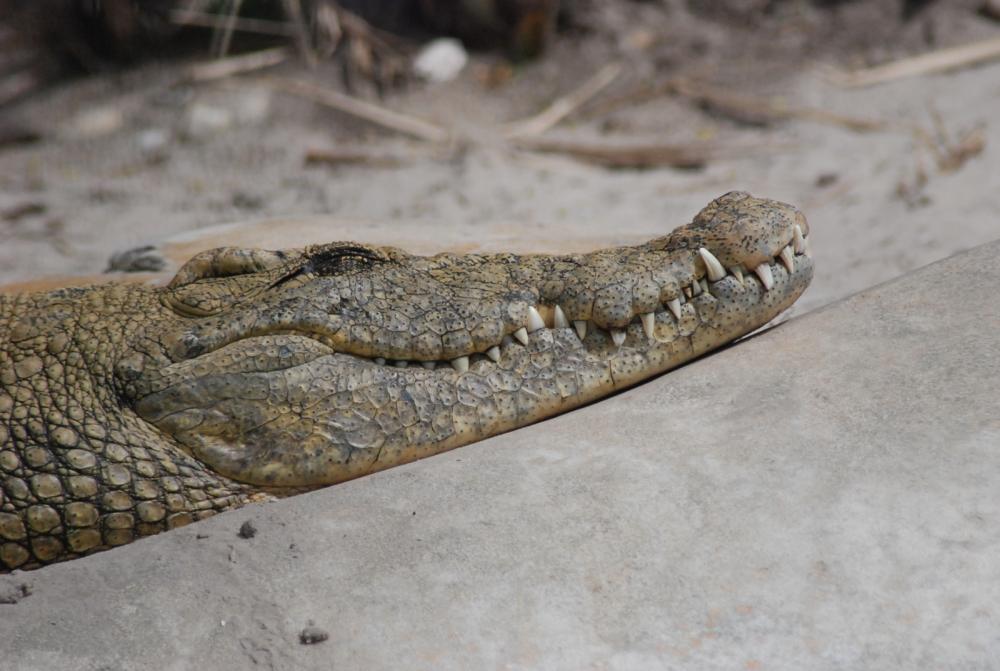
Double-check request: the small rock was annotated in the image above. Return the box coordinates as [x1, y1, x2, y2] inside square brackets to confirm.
[137, 129, 170, 156]
[299, 626, 329, 645]
[0, 581, 32, 605]
[413, 38, 468, 83]
[186, 104, 233, 136]
[106, 245, 167, 273]
[67, 107, 124, 138]
[238, 520, 258, 539]
[232, 191, 264, 210]
[1, 202, 46, 222]
[815, 173, 839, 188]
[232, 87, 272, 125]
[979, 0, 1000, 21]
[623, 28, 656, 52]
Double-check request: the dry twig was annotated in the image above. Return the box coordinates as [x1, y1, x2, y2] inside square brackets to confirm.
[188, 47, 290, 82]
[512, 137, 717, 170]
[504, 63, 622, 138]
[668, 78, 887, 132]
[304, 148, 405, 168]
[829, 35, 1000, 87]
[213, 0, 245, 58]
[280, 0, 317, 67]
[267, 77, 450, 143]
[170, 8, 300, 37]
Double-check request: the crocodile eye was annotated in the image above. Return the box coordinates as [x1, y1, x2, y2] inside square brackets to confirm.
[307, 246, 383, 276]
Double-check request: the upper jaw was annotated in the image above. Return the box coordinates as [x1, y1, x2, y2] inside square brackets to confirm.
[155, 192, 812, 374]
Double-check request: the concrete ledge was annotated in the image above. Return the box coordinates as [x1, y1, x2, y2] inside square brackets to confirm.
[2, 241, 999, 670]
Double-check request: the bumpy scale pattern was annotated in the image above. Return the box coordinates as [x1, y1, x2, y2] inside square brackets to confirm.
[0, 288, 254, 571]
[0, 192, 813, 570]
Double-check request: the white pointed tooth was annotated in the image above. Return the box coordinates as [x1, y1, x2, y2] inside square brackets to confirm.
[553, 305, 569, 329]
[729, 266, 744, 286]
[486, 345, 501, 362]
[690, 280, 702, 297]
[683, 286, 692, 299]
[573, 320, 588, 340]
[803, 237, 813, 259]
[374, 357, 386, 366]
[667, 298, 681, 320]
[421, 361, 436, 369]
[640, 312, 655, 339]
[611, 329, 626, 346]
[779, 245, 795, 273]
[526, 306, 546, 332]
[700, 279, 709, 295]
[513, 327, 529, 345]
[755, 263, 774, 291]
[451, 356, 469, 373]
[394, 360, 409, 368]
[793, 224, 806, 254]
[698, 247, 726, 282]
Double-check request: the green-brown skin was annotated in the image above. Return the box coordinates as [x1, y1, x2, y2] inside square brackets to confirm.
[0, 192, 813, 571]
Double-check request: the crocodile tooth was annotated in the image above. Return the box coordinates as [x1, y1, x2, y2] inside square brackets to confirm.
[729, 265, 744, 286]
[690, 280, 702, 297]
[803, 237, 813, 259]
[683, 286, 692, 299]
[793, 224, 806, 254]
[451, 356, 469, 373]
[640, 312, 655, 339]
[698, 247, 726, 282]
[421, 361, 436, 369]
[611, 329, 626, 346]
[527, 306, 546, 332]
[779, 245, 795, 273]
[394, 360, 409, 368]
[667, 298, 681, 320]
[700, 279, 709, 295]
[573, 320, 588, 340]
[374, 357, 386, 365]
[755, 263, 774, 291]
[553, 305, 569, 329]
[513, 327, 529, 345]
[486, 345, 501, 362]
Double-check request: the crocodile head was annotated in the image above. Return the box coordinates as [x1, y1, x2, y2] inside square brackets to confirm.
[122, 191, 813, 488]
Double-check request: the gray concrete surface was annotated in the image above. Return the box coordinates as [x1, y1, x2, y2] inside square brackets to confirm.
[2, 240, 999, 670]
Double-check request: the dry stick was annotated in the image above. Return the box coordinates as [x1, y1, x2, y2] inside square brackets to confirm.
[170, 9, 301, 37]
[669, 78, 888, 132]
[578, 79, 676, 121]
[512, 137, 718, 170]
[267, 77, 450, 143]
[304, 148, 405, 168]
[188, 47, 290, 82]
[280, 0, 318, 68]
[830, 35, 1000, 88]
[215, 0, 245, 58]
[504, 63, 623, 139]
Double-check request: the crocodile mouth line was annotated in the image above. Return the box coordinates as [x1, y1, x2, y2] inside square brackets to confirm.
[264, 223, 812, 374]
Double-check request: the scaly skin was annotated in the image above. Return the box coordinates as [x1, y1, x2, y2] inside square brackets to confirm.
[0, 192, 813, 571]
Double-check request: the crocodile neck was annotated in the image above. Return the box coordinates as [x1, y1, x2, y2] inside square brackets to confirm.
[0, 286, 252, 570]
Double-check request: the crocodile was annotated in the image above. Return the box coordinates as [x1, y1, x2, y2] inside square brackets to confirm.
[0, 191, 813, 571]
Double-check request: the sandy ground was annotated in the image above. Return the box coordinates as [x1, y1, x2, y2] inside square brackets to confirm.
[1, 1, 997, 317]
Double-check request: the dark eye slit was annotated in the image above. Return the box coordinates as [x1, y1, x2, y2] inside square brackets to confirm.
[266, 246, 383, 290]
[307, 246, 384, 276]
